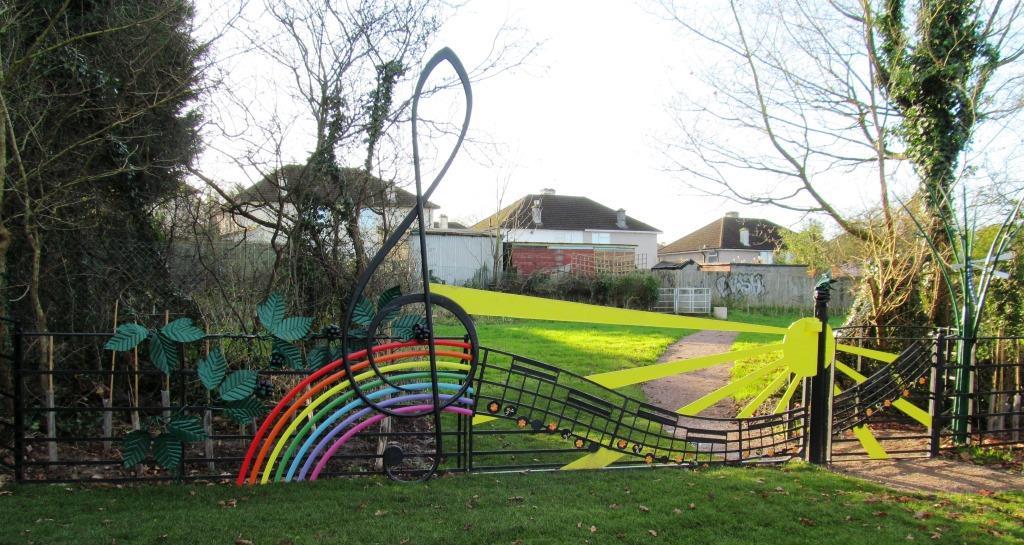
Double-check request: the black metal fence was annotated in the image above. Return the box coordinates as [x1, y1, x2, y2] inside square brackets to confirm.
[1, 320, 1021, 483]
[829, 327, 1024, 462]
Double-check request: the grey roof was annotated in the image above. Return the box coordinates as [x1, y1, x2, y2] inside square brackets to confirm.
[661, 216, 783, 254]
[472, 194, 660, 232]
[235, 165, 438, 209]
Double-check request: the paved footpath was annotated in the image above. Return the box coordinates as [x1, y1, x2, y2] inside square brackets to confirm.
[642, 330, 739, 431]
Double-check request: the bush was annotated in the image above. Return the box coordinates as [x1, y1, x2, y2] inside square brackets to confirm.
[498, 270, 661, 310]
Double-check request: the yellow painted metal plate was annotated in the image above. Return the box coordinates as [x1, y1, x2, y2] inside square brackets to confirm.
[429, 284, 788, 334]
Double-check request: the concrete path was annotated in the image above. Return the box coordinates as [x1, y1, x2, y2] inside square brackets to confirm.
[831, 458, 1024, 494]
[642, 330, 739, 431]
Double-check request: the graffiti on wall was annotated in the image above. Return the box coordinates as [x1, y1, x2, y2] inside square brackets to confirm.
[715, 273, 766, 297]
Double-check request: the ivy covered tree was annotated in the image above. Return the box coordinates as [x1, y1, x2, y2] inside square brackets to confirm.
[870, 0, 1004, 324]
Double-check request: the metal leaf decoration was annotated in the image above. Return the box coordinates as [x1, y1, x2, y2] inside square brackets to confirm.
[352, 297, 376, 326]
[161, 317, 205, 343]
[272, 338, 303, 370]
[105, 324, 149, 352]
[152, 434, 183, 472]
[219, 370, 258, 401]
[272, 316, 312, 342]
[148, 332, 179, 374]
[257, 292, 286, 331]
[223, 396, 267, 425]
[168, 415, 207, 442]
[197, 348, 228, 390]
[120, 430, 151, 468]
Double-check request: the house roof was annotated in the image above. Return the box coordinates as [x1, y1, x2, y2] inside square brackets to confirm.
[472, 193, 660, 233]
[235, 165, 439, 209]
[660, 215, 784, 254]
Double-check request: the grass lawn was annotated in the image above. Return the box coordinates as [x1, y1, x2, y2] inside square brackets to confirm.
[2, 464, 1021, 545]
[435, 318, 690, 400]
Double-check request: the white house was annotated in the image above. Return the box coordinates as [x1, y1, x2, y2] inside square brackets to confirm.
[659, 212, 784, 265]
[471, 189, 661, 275]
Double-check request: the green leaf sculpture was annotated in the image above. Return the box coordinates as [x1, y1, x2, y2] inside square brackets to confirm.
[152, 434, 183, 472]
[272, 316, 313, 342]
[272, 338, 303, 370]
[223, 396, 267, 425]
[306, 346, 330, 370]
[168, 415, 207, 442]
[219, 370, 258, 401]
[120, 430, 151, 468]
[257, 292, 286, 331]
[148, 332, 179, 374]
[105, 324, 149, 351]
[352, 297, 376, 327]
[197, 348, 228, 390]
[161, 317, 205, 343]
[377, 285, 402, 323]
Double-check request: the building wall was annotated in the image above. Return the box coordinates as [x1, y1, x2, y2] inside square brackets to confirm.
[660, 248, 775, 265]
[499, 227, 658, 270]
[654, 263, 854, 312]
[408, 232, 500, 286]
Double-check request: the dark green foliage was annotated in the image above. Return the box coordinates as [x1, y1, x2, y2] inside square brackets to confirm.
[197, 348, 228, 390]
[499, 272, 662, 310]
[219, 370, 258, 402]
[3, 0, 206, 332]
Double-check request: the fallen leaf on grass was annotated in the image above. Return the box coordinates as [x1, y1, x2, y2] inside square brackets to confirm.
[639, 505, 650, 512]
[672, 508, 683, 514]
[913, 511, 931, 520]
[798, 518, 815, 527]
[648, 530, 658, 537]
[608, 503, 620, 510]
[873, 511, 888, 517]
[234, 539, 253, 545]
[373, 509, 388, 516]
[590, 525, 598, 534]
[688, 503, 696, 510]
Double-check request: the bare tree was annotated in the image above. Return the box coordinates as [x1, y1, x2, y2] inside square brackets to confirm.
[655, 0, 1024, 325]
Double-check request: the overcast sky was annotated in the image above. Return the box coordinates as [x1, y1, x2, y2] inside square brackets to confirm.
[195, 0, 1021, 244]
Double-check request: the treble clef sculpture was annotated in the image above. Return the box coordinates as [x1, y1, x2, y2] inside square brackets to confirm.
[339, 48, 476, 481]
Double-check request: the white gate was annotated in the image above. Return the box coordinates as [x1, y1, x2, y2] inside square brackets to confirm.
[655, 287, 711, 314]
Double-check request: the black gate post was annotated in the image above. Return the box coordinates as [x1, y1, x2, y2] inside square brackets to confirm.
[807, 275, 834, 465]
[12, 321, 24, 482]
[928, 329, 947, 457]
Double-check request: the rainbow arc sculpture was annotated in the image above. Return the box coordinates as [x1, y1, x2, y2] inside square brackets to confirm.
[236, 49, 931, 484]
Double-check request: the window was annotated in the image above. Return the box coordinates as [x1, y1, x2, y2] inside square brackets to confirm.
[760, 251, 774, 264]
[592, 232, 610, 244]
[739, 227, 750, 246]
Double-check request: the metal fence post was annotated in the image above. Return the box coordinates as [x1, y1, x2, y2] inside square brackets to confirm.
[928, 330, 947, 457]
[12, 321, 24, 483]
[807, 276, 833, 465]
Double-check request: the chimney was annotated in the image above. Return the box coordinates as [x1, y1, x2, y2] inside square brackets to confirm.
[541, 188, 556, 195]
[725, 211, 739, 218]
[439, 214, 449, 229]
[616, 208, 627, 229]
[531, 198, 543, 226]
